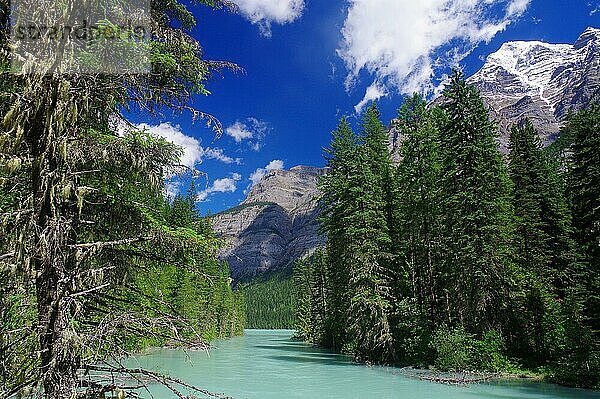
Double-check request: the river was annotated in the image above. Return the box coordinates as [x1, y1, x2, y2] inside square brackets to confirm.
[129, 329, 600, 399]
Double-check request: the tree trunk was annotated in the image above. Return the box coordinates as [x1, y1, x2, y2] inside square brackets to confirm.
[28, 81, 81, 399]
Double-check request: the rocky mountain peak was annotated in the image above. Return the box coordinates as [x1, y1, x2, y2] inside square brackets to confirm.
[467, 27, 600, 149]
[242, 165, 325, 214]
[212, 166, 326, 279]
[574, 27, 600, 50]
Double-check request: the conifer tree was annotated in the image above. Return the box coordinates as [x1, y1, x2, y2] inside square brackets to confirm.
[509, 119, 576, 290]
[318, 117, 359, 349]
[507, 119, 578, 362]
[344, 104, 395, 362]
[438, 70, 515, 333]
[567, 105, 600, 334]
[0, 0, 242, 396]
[293, 249, 329, 343]
[393, 94, 444, 338]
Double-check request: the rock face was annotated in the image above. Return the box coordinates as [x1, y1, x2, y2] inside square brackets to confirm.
[211, 166, 326, 279]
[467, 27, 600, 150]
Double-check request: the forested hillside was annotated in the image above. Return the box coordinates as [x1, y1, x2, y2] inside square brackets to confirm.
[242, 274, 296, 329]
[295, 71, 600, 389]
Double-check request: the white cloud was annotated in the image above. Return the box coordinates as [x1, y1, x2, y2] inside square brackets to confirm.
[197, 173, 242, 202]
[338, 0, 531, 111]
[354, 82, 389, 114]
[137, 122, 240, 168]
[137, 123, 202, 169]
[164, 179, 182, 199]
[226, 121, 254, 143]
[225, 117, 270, 151]
[201, 147, 242, 165]
[249, 160, 284, 187]
[233, 0, 305, 37]
[507, 0, 529, 17]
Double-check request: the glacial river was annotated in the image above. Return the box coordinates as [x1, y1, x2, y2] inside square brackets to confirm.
[130, 329, 600, 399]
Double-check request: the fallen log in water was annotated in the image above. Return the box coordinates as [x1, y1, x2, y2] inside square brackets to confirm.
[398, 367, 500, 385]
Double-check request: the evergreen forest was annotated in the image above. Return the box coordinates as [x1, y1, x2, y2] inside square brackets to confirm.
[295, 71, 600, 389]
[242, 273, 296, 329]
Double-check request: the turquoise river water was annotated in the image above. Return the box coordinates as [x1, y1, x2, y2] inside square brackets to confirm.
[130, 329, 600, 399]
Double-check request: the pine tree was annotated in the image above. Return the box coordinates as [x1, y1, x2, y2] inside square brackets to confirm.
[392, 94, 444, 346]
[318, 117, 359, 349]
[567, 105, 600, 335]
[438, 70, 515, 334]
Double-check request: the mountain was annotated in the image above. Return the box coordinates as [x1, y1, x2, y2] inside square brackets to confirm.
[467, 27, 600, 150]
[211, 166, 326, 279]
[213, 28, 600, 279]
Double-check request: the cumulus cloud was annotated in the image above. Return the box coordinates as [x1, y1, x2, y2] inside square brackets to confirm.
[249, 160, 284, 187]
[197, 173, 242, 202]
[137, 123, 202, 169]
[201, 147, 241, 165]
[233, 0, 305, 37]
[338, 0, 531, 112]
[137, 123, 240, 168]
[225, 117, 270, 151]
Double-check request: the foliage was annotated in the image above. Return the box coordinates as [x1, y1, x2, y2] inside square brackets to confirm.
[438, 71, 515, 333]
[0, 0, 244, 397]
[431, 326, 475, 371]
[317, 108, 396, 362]
[295, 72, 600, 389]
[294, 249, 329, 343]
[391, 94, 443, 353]
[567, 104, 600, 335]
[243, 274, 296, 329]
[431, 327, 516, 373]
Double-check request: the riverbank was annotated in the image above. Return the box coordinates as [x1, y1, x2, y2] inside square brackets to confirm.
[128, 329, 600, 399]
[397, 366, 546, 386]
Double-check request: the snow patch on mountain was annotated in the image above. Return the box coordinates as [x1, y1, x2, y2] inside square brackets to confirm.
[468, 27, 600, 148]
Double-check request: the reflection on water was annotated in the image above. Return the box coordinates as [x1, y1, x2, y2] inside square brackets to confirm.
[129, 329, 600, 399]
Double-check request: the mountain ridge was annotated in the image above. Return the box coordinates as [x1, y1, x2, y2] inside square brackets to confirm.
[211, 165, 326, 279]
[467, 26, 600, 149]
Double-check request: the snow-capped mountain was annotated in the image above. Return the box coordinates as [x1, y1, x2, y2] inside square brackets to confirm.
[468, 27, 600, 149]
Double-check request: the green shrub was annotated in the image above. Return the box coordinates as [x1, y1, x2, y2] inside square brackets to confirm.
[474, 330, 518, 372]
[548, 318, 600, 389]
[431, 326, 475, 371]
[431, 327, 518, 372]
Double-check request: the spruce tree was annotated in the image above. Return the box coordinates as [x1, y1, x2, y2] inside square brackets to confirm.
[439, 70, 515, 334]
[318, 117, 359, 349]
[344, 104, 395, 363]
[567, 105, 600, 334]
[508, 120, 550, 277]
[393, 94, 444, 342]
[293, 249, 329, 343]
[507, 118, 578, 363]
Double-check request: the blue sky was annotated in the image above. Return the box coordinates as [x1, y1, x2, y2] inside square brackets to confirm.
[129, 0, 599, 214]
